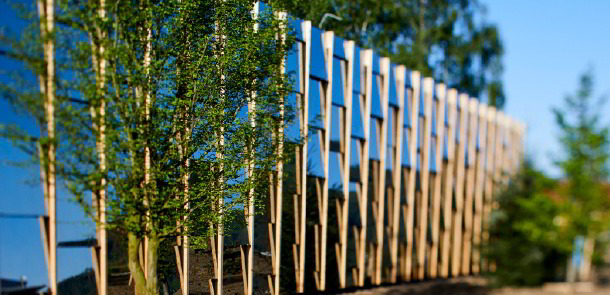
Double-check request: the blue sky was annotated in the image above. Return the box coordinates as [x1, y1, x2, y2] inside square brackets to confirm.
[481, 0, 610, 177]
[1, 0, 610, 288]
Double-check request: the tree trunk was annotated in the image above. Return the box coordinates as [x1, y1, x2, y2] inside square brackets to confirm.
[128, 233, 153, 295]
[580, 236, 595, 281]
[162, 282, 169, 295]
[146, 233, 159, 294]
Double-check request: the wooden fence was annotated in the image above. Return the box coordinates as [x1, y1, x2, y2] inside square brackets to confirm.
[262, 7, 525, 294]
[79, 3, 525, 295]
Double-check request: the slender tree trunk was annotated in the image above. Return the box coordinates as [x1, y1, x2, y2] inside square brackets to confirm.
[36, 0, 56, 293]
[90, 1, 108, 293]
[162, 282, 169, 295]
[146, 233, 159, 294]
[580, 236, 595, 281]
[128, 233, 148, 295]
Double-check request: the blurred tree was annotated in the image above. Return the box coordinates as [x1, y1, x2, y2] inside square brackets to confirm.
[552, 69, 610, 280]
[485, 158, 569, 286]
[281, 0, 505, 108]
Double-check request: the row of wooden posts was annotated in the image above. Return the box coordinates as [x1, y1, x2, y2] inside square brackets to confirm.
[36, 3, 525, 295]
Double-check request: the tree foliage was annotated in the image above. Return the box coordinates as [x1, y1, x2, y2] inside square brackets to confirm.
[1, 0, 294, 294]
[282, 0, 505, 108]
[485, 159, 568, 286]
[552, 69, 610, 239]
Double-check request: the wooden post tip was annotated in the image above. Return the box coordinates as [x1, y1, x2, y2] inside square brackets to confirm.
[478, 104, 487, 117]
[486, 106, 496, 120]
[423, 77, 434, 91]
[468, 98, 478, 112]
[447, 89, 458, 104]
[459, 93, 469, 106]
[436, 83, 446, 95]
[411, 71, 421, 82]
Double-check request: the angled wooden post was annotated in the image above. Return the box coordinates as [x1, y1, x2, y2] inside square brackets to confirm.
[336, 40, 355, 288]
[404, 71, 421, 280]
[416, 77, 434, 279]
[440, 89, 458, 277]
[429, 83, 447, 278]
[311, 30, 335, 291]
[461, 98, 479, 275]
[451, 93, 469, 277]
[372, 57, 390, 285]
[353, 49, 373, 287]
[388, 65, 406, 283]
[36, 0, 57, 292]
[481, 107, 497, 272]
[291, 20, 311, 294]
[472, 105, 487, 274]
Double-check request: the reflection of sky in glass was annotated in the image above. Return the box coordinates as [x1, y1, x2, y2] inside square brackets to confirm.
[371, 75, 383, 119]
[386, 109, 393, 147]
[444, 99, 449, 126]
[333, 36, 345, 59]
[430, 139, 437, 173]
[286, 42, 301, 93]
[403, 86, 411, 127]
[476, 123, 482, 150]
[350, 138, 360, 171]
[372, 52, 381, 74]
[289, 19, 304, 41]
[330, 105, 342, 143]
[307, 131, 325, 177]
[389, 64, 398, 107]
[328, 151, 343, 190]
[310, 27, 327, 81]
[402, 129, 411, 167]
[386, 110, 393, 171]
[386, 146, 393, 171]
[332, 58, 344, 106]
[352, 47, 361, 93]
[308, 78, 324, 129]
[369, 120, 380, 160]
[351, 94, 365, 139]
[285, 93, 301, 142]
[431, 102, 437, 137]
[418, 85, 425, 116]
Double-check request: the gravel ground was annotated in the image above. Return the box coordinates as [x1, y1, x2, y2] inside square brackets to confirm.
[337, 277, 610, 295]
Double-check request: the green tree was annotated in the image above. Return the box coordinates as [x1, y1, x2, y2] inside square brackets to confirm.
[282, 0, 505, 108]
[1, 0, 294, 294]
[552, 69, 610, 277]
[486, 158, 569, 286]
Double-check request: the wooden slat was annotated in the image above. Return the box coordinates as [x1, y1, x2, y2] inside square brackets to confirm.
[373, 57, 390, 284]
[404, 71, 421, 280]
[440, 89, 458, 278]
[337, 40, 355, 288]
[389, 67, 405, 283]
[313, 30, 335, 291]
[416, 77, 434, 279]
[472, 105, 487, 273]
[461, 98, 479, 275]
[451, 93, 469, 276]
[428, 83, 447, 278]
[482, 107, 497, 271]
[293, 20, 311, 293]
[354, 49, 373, 287]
